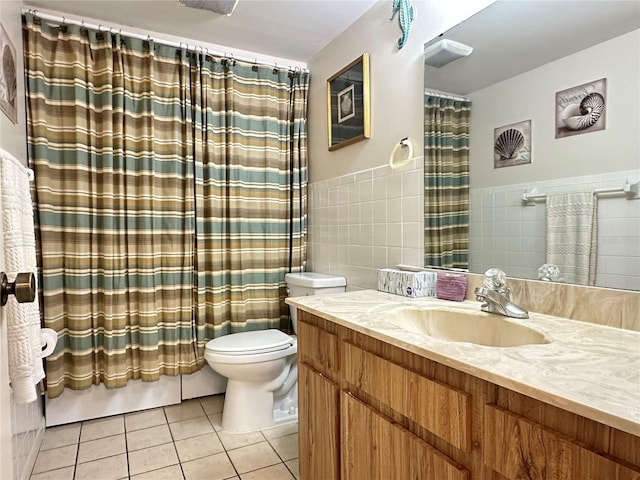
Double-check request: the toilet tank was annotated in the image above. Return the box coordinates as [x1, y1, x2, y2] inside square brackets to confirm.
[285, 272, 346, 332]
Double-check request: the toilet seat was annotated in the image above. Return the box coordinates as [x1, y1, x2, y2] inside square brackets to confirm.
[205, 330, 295, 361]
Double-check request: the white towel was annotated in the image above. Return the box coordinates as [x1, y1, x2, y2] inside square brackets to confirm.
[1, 148, 44, 404]
[546, 191, 598, 285]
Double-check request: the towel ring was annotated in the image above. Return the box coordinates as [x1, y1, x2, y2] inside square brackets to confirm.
[389, 137, 414, 169]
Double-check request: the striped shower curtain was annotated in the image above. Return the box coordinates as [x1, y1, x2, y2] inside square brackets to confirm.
[423, 95, 471, 269]
[189, 55, 308, 359]
[23, 14, 308, 397]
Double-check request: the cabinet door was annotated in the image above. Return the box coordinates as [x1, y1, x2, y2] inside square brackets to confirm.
[299, 363, 340, 480]
[484, 404, 640, 480]
[341, 392, 469, 480]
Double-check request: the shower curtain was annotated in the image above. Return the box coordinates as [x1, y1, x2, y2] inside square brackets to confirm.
[423, 94, 471, 269]
[189, 55, 308, 360]
[23, 14, 308, 397]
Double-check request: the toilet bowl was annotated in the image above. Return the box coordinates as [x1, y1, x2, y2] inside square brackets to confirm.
[205, 272, 346, 433]
[205, 329, 297, 433]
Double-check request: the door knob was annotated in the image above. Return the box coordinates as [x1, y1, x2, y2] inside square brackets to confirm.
[1, 272, 36, 306]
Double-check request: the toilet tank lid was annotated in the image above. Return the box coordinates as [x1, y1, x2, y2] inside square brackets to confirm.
[285, 272, 346, 288]
[205, 329, 293, 354]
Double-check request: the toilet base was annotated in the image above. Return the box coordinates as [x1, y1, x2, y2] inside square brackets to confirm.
[221, 380, 298, 433]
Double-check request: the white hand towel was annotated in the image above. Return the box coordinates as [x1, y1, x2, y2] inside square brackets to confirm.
[1, 148, 44, 404]
[546, 191, 597, 285]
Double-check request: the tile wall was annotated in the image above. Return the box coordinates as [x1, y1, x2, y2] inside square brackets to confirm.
[307, 159, 424, 291]
[309, 163, 638, 292]
[470, 169, 640, 290]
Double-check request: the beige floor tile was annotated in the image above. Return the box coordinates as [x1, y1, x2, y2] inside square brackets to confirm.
[77, 433, 126, 464]
[169, 417, 214, 441]
[165, 399, 206, 423]
[217, 430, 265, 451]
[80, 415, 125, 442]
[227, 441, 280, 474]
[29, 466, 74, 480]
[174, 432, 225, 463]
[181, 452, 237, 480]
[260, 422, 297, 440]
[125, 408, 167, 432]
[74, 453, 128, 480]
[285, 459, 299, 480]
[40, 424, 81, 451]
[126, 424, 173, 452]
[240, 463, 295, 480]
[199, 395, 225, 415]
[128, 442, 179, 476]
[32, 444, 77, 474]
[268, 433, 298, 462]
[130, 464, 185, 480]
[208, 413, 223, 431]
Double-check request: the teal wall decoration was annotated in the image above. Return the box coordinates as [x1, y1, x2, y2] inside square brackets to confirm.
[390, 0, 414, 49]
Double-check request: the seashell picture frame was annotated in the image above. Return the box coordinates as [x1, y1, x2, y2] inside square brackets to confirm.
[493, 119, 531, 168]
[0, 22, 18, 124]
[555, 78, 606, 139]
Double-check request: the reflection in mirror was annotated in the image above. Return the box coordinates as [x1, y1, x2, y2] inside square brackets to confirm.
[423, 0, 640, 290]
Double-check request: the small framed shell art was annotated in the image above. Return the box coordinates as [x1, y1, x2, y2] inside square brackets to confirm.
[0, 23, 17, 124]
[327, 53, 371, 151]
[494, 120, 531, 168]
[555, 78, 606, 138]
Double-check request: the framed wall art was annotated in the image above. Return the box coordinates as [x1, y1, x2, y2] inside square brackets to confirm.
[494, 120, 531, 168]
[555, 78, 606, 139]
[0, 22, 17, 124]
[327, 53, 370, 151]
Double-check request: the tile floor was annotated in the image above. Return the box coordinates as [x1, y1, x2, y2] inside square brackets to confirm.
[30, 395, 300, 480]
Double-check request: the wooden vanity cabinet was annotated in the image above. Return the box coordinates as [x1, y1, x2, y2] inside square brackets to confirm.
[296, 310, 640, 480]
[297, 317, 340, 480]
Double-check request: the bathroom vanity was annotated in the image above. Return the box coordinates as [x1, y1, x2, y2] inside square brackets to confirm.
[288, 290, 640, 480]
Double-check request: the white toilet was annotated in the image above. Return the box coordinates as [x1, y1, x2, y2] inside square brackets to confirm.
[204, 272, 346, 433]
[285, 272, 347, 332]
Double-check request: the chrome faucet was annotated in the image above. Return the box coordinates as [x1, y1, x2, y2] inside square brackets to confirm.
[474, 268, 529, 319]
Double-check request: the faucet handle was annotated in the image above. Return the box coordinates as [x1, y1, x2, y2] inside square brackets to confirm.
[483, 268, 509, 295]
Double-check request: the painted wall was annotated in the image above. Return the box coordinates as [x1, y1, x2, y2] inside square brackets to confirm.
[307, 0, 494, 183]
[306, 0, 494, 289]
[0, 2, 46, 479]
[469, 29, 640, 189]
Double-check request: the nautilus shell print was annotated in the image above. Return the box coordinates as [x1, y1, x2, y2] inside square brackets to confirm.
[560, 92, 605, 130]
[555, 78, 607, 138]
[494, 128, 525, 160]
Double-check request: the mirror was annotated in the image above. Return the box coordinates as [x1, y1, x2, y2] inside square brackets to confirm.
[424, 0, 640, 291]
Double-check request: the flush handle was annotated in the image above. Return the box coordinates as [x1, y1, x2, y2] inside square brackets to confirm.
[1, 272, 36, 306]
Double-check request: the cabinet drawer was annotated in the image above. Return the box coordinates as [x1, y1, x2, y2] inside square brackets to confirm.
[298, 320, 339, 381]
[342, 392, 469, 480]
[342, 342, 471, 452]
[484, 404, 640, 480]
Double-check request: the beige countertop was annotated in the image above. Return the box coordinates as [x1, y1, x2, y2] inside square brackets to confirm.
[286, 289, 640, 437]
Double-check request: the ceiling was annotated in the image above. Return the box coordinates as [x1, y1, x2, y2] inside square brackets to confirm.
[425, 0, 640, 95]
[23, 0, 380, 64]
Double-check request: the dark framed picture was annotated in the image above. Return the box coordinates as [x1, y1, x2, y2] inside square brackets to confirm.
[0, 23, 18, 124]
[327, 53, 370, 151]
[494, 119, 531, 168]
[555, 78, 606, 138]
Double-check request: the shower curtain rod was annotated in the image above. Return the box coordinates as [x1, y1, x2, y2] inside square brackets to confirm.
[23, 9, 308, 73]
[424, 89, 469, 102]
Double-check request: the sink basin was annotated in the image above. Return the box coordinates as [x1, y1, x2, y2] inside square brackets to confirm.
[381, 306, 548, 347]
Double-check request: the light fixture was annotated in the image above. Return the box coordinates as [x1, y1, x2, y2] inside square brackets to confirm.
[423, 39, 473, 68]
[178, 0, 239, 16]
